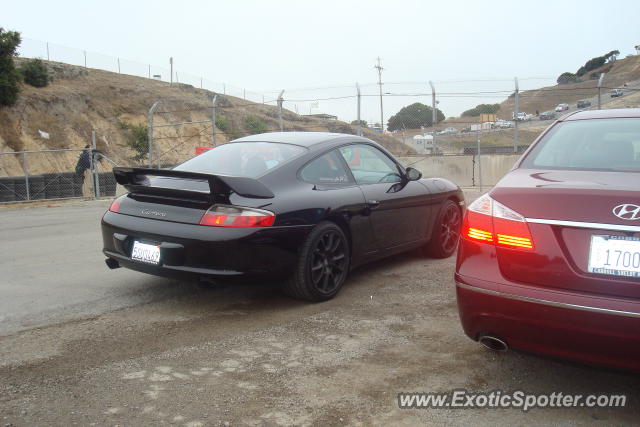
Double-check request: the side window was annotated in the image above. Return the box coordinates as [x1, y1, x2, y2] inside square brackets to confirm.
[339, 144, 402, 185]
[299, 150, 352, 185]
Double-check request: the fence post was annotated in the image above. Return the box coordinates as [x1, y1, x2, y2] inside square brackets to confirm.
[277, 90, 285, 132]
[148, 101, 161, 167]
[476, 129, 482, 191]
[514, 77, 519, 153]
[23, 152, 30, 201]
[356, 83, 362, 136]
[429, 81, 436, 153]
[597, 73, 605, 109]
[91, 130, 99, 198]
[212, 95, 218, 146]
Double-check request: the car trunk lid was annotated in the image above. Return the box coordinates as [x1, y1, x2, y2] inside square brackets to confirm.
[491, 169, 640, 298]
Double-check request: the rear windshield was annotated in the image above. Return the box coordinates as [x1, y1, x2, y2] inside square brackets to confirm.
[174, 142, 307, 178]
[521, 118, 640, 171]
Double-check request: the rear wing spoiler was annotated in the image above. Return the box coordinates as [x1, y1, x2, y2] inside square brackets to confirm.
[112, 167, 274, 199]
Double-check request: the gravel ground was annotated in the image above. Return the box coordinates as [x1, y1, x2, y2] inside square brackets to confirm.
[1, 193, 639, 426]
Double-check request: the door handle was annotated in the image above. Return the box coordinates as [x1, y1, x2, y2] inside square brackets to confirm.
[368, 199, 380, 208]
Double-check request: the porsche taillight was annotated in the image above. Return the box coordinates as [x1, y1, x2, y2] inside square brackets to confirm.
[462, 194, 534, 250]
[108, 199, 121, 213]
[199, 204, 275, 227]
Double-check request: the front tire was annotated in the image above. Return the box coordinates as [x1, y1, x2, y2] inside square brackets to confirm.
[426, 199, 461, 258]
[283, 221, 350, 302]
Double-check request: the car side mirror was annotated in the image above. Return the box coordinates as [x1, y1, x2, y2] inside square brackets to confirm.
[405, 167, 422, 181]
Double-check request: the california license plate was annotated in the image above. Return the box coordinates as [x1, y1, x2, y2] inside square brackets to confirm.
[588, 235, 640, 278]
[131, 241, 161, 264]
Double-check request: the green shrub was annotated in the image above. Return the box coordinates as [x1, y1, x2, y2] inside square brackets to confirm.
[215, 115, 231, 133]
[20, 58, 49, 87]
[0, 28, 22, 106]
[243, 115, 268, 134]
[119, 121, 148, 161]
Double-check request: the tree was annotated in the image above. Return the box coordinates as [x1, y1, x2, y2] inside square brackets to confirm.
[557, 72, 578, 84]
[0, 28, 22, 106]
[605, 50, 620, 62]
[350, 119, 367, 127]
[461, 103, 500, 117]
[386, 103, 444, 131]
[19, 58, 49, 87]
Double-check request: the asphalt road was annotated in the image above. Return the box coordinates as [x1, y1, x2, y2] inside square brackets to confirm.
[1, 198, 639, 426]
[0, 199, 193, 336]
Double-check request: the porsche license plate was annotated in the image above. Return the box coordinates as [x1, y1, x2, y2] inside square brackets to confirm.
[588, 235, 640, 278]
[131, 241, 161, 264]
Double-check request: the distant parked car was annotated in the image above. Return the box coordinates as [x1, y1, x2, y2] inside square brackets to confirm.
[539, 111, 556, 120]
[554, 103, 569, 112]
[576, 99, 592, 108]
[495, 120, 514, 129]
[438, 127, 457, 135]
[513, 112, 531, 122]
[610, 88, 624, 97]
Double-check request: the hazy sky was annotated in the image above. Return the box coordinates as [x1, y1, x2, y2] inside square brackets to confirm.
[3, 0, 640, 123]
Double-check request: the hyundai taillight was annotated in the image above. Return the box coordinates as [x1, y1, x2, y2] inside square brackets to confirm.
[199, 204, 275, 227]
[462, 194, 534, 250]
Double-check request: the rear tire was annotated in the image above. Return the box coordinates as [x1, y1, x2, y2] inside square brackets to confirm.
[282, 221, 350, 302]
[426, 199, 461, 258]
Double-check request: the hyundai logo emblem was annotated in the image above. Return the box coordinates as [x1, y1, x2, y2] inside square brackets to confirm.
[612, 204, 640, 221]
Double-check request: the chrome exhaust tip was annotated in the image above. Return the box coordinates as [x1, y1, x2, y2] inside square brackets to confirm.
[478, 335, 508, 352]
[105, 258, 120, 269]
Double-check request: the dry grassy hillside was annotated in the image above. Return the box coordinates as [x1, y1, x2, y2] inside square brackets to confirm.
[0, 60, 413, 177]
[497, 55, 640, 118]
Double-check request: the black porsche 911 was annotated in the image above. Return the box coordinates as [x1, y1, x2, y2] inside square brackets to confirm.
[102, 132, 464, 301]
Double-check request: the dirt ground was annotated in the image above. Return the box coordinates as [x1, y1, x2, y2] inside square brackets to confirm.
[1, 196, 639, 426]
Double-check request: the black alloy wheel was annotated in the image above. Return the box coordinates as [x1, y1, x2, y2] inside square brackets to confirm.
[283, 221, 350, 301]
[427, 199, 462, 258]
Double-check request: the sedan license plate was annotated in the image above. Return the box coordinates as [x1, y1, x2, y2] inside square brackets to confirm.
[588, 235, 640, 278]
[131, 241, 161, 264]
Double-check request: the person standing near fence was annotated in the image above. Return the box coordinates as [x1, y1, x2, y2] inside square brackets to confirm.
[75, 146, 94, 197]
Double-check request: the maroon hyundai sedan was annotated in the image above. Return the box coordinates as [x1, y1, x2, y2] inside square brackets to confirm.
[455, 108, 640, 371]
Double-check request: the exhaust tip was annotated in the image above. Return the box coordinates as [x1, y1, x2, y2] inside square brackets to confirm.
[105, 258, 120, 269]
[478, 335, 508, 352]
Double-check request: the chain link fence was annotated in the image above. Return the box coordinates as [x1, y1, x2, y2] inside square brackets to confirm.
[0, 149, 119, 204]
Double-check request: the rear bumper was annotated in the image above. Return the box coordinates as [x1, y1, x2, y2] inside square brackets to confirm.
[102, 211, 313, 281]
[455, 274, 640, 371]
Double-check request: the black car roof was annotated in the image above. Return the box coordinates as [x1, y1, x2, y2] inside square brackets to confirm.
[231, 132, 373, 148]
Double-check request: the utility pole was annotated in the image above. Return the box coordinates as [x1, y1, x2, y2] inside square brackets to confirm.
[212, 95, 218, 146]
[84, 51, 87, 69]
[277, 90, 285, 132]
[375, 57, 384, 131]
[147, 101, 161, 168]
[429, 81, 436, 153]
[514, 77, 519, 153]
[169, 57, 173, 85]
[597, 73, 606, 109]
[356, 82, 362, 136]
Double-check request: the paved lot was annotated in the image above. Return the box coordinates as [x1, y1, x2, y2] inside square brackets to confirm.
[1, 198, 639, 426]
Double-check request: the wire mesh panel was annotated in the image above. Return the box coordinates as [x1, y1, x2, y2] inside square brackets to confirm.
[0, 149, 86, 203]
